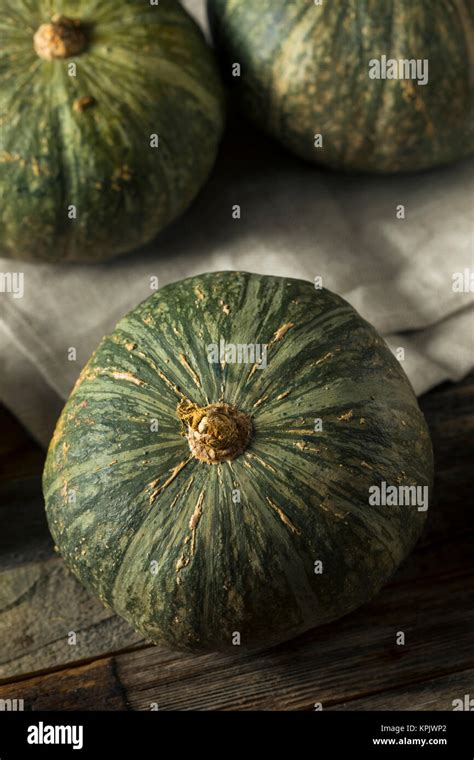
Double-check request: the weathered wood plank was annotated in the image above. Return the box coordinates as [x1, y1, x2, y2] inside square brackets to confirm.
[330, 668, 474, 711]
[0, 657, 128, 710]
[0, 565, 472, 711]
[0, 478, 143, 680]
[0, 556, 143, 681]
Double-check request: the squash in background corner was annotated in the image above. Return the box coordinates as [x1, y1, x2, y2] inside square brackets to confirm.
[0, 0, 225, 262]
[208, 0, 474, 173]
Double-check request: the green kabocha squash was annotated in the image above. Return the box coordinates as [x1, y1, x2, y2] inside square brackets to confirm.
[0, 1, 224, 262]
[43, 271, 433, 652]
[208, 0, 474, 173]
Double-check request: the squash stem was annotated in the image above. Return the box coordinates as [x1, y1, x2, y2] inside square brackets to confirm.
[34, 15, 88, 61]
[177, 401, 252, 464]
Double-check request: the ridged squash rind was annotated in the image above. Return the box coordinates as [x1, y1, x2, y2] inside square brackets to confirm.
[43, 271, 433, 652]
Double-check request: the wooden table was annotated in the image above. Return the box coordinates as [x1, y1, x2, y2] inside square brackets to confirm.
[0, 374, 473, 711]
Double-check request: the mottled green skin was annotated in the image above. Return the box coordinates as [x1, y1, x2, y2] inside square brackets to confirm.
[43, 272, 433, 652]
[208, 0, 474, 173]
[0, 1, 224, 262]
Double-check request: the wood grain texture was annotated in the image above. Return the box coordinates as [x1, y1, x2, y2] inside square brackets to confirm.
[331, 668, 474, 711]
[0, 371, 472, 708]
[0, 477, 143, 681]
[0, 657, 127, 711]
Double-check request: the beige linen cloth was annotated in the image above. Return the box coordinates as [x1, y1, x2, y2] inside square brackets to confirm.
[1, 0, 473, 447]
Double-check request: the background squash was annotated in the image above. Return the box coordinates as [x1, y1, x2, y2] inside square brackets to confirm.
[43, 271, 434, 653]
[0, 0, 224, 262]
[208, 0, 474, 173]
